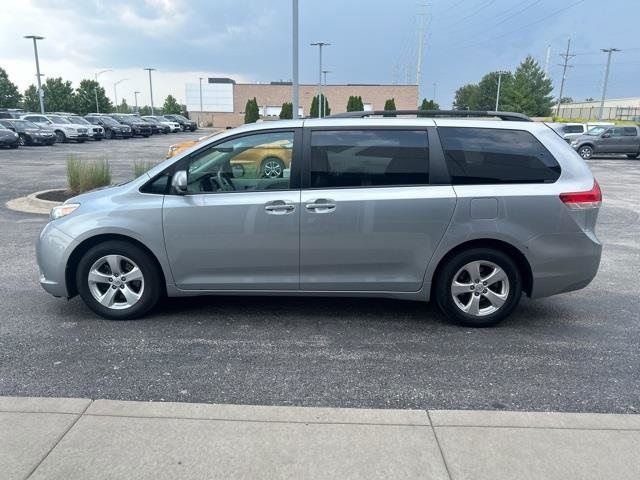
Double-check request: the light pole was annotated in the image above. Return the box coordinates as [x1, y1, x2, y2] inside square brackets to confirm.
[292, 0, 299, 118]
[495, 70, 509, 111]
[311, 42, 330, 117]
[113, 79, 127, 112]
[134, 91, 140, 113]
[94, 69, 111, 113]
[198, 77, 204, 113]
[599, 48, 620, 120]
[24, 35, 45, 113]
[432, 82, 437, 103]
[144, 68, 156, 115]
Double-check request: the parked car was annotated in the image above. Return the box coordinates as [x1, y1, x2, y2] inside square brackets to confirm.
[166, 131, 223, 158]
[145, 115, 181, 133]
[547, 122, 614, 143]
[0, 119, 56, 146]
[85, 115, 132, 139]
[140, 116, 169, 134]
[0, 128, 19, 148]
[107, 114, 152, 137]
[0, 109, 25, 119]
[163, 114, 197, 132]
[21, 114, 89, 143]
[63, 115, 104, 141]
[571, 125, 640, 159]
[36, 110, 602, 327]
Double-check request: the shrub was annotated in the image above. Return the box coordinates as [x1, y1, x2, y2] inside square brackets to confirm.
[133, 160, 158, 178]
[66, 155, 111, 194]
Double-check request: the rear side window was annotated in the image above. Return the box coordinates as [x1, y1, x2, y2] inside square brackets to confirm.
[563, 125, 583, 134]
[310, 130, 429, 188]
[623, 127, 638, 136]
[438, 127, 561, 185]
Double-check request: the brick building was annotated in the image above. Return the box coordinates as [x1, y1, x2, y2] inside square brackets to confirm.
[186, 78, 419, 128]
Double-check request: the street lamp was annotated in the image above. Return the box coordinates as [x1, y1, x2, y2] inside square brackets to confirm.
[94, 69, 111, 114]
[292, 0, 299, 118]
[113, 79, 128, 112]
[144, 68, 156, 115]
[310, 42, 330, 117]
[134, 91, 141, 113]
[24, 35, 45, 113]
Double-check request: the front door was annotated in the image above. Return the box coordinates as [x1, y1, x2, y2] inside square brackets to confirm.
[300, 128, 456, 292]
[163, 129, 301, 290]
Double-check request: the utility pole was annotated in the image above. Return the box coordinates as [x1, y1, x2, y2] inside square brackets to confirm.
[495, 71, 508, 111]
[144, 68, 156, 115]
[556, 38, 575, 117]
[599, 48, 620, 120]
[134, 91, 140, 113]
[94, 69, 111, 113]
[113, 79, 127, 113]
[310, 42, 330, 117]
[544, 44, 551, 77]
[292, 0, 299, 118]
[416, 4, 428, 103]
[24, 35, 45, 113]
[198, 77, 204, 113]
[432, 82, 437, 103]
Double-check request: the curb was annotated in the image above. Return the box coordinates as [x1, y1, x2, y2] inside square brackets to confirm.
[5, 189, 64, 215]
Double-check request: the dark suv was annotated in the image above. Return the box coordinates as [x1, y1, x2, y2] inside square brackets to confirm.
[108, 114, 153, 137]
[571, 125, 640, 159]
[85, 115, 132, 139]
[163, 114, 197, 132]
[0, 118, 56, 146]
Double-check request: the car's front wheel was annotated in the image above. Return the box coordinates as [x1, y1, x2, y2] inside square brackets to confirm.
[105, 129, 113, 139]
[626, 153, 639, 159]
[435, 248, 522, 327]
[55, 131, 66, 143]
[578, 145, 594, 159]
[18, 134, 27, 146]
[76, 240, 162, 320]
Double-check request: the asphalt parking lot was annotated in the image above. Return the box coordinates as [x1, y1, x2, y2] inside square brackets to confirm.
[0, 135, 638, 414]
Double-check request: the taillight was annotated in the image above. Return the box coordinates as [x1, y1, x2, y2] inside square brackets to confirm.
[560, 180, 602, 209]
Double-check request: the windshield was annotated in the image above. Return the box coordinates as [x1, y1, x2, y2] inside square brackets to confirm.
[587, 126, 607, 136]
[175, 115, 189, 121]
[48, 115, 70, 124]
[68, 116, 90, 125]
[100, 116, 120, 126]
[143, 117, 158, 124]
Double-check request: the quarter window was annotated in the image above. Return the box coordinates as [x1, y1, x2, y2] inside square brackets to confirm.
[310, 130, 429, 188]
[438, 127, 561, 185]
[623, 127, 638, 136]
[185, 131, 294, 193]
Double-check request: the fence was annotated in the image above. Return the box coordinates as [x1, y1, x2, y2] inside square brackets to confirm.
[555, 106, 640, 121]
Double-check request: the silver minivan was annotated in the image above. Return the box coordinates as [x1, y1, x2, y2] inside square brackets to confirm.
[37, 111, 602, 327]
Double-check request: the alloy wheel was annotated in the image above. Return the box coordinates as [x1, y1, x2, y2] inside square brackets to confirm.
[579, 146, 593, 159]
[262, 159, 283, 178]
[87, 255, 145, 310]
[450, 260, 510, 317]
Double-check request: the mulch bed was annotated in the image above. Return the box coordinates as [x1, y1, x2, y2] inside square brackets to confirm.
[36, 189, 75, 203]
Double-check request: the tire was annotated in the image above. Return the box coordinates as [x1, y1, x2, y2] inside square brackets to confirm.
[10, 143, 19, 149]
[18, 134, 26, 146]
[55, 130, 66, 143]
[578, 145, 593, 160]
[435, 248, 522, 327]
[261, 157, 285, 178]
[75, 240, 162, 320]
[77, 139, 85, 143]
[95, 138, 102, 141]
[626, 153, 639, 159]
[105, 129, 113, 139]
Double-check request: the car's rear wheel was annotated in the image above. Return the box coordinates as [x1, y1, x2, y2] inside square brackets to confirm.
[105, 129, 113, 139]
[626, 153, 639, 159]
[261, 157, 285, 178]
[578, 145, 593, 159]
[76, 240, 162, 320]
[435, 248, 522, 327]
[55, 131, 66, 143]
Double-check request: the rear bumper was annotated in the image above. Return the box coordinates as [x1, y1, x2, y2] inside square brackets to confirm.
[527, 231, 602, 299]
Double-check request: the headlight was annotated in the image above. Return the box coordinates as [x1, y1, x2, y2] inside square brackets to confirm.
[50, 203, 80, 221]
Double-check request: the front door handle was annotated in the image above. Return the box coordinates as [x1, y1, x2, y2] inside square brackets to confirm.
[265, 200, 295, 215]
[305, 198, 336, 213]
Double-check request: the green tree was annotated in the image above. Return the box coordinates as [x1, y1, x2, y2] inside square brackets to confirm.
[244, 97, 259, 123]
[162, 95, 181, 114]
[346, 95, 364, 112]
[504, 55, 553, 116]
[74, 79, 113, 115]
[138, 105, 152, 116]
[419, 98, 440, 110]
[0, 67, 21, 108]
[453, 84, 480, 110]
[476, 71, 513, 110]
[309, 94, 330, 118]
[118, 98, 131, 113]
[22, 85, 40, 112]
[42, 77, 76, 112]
[383, 98, 396, 117]
[559, 96, 573, 104]
[279, 101, 293, 119]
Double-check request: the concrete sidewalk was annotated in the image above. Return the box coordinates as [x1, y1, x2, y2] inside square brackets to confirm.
[1, 396, 639, 480]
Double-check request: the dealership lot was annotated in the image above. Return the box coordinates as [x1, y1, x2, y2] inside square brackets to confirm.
[0, 137, 638, 413]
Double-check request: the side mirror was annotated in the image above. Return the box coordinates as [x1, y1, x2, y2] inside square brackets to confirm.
[601, 132, 611, 138]
[171, 170, 188, 194]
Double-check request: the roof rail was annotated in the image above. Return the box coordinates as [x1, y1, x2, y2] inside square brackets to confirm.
[326, 110, 532, 122]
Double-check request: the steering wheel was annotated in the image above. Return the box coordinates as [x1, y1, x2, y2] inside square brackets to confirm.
[217, 170, 235, 191]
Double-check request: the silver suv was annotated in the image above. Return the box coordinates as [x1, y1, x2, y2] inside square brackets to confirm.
[36, 111, 602, 327]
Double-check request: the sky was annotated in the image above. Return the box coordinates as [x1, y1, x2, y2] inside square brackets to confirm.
[1, 0, 639, 109]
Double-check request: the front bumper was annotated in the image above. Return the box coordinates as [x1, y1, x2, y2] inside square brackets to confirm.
[36, 223, 76, 298]
[0, 137, 19, 146]
[30, 134, 56, 144]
